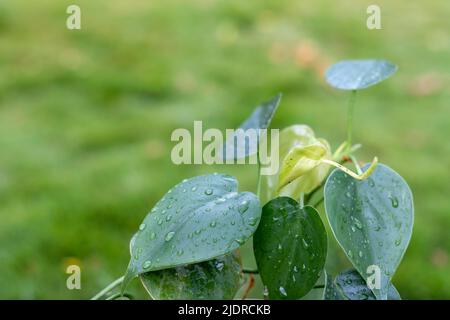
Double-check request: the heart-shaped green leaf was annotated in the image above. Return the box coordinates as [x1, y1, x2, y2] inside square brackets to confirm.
[253, 197, 327, 299]
[324, 163, 413, 299]
[334, 269, 401, 300]
[325, 60, 397, 90]
[222, 93, 282, 160]
[140, 252, 244, 300]
[123, 174, 261, 290]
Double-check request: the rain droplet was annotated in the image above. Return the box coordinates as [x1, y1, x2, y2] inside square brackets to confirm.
[176, 250, 184, 256]
[166, 215, 172, 222]
[293, 266, 299, 273]
[143, 260, 152, 270]
[204, 188, 213, 195]
[191, 186, 197, 192]
[358, 251, 363, 258]
[302, 238, 309, 249]
[395, 238, 401, 246]
[149, 232, 156, 240]
[238, 200, 249, 214]
[234, 238, 245, 245]
[348, 250, 353, 258]
[210, 221, 217, 228]
[215, 261, 224, 271]
[389, 196, 399, 208]
[248, 217, 258, 226]
[278, 244, 282, 250]
[165, 231, 175, 242]
[139, 223, 146, 231]
[279, 287, 288, 297]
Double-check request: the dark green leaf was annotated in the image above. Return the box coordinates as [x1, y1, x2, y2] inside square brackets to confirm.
[253, 197, 327, 299]
[335, 269, 401, 300]
[301, 271, 326, 300]
[123, 174, 261, 290]
[325, 60, 397, 90]
[324, 163, 413, 299]
[140, 252, 244, 300]
[222, 93, 282, 160]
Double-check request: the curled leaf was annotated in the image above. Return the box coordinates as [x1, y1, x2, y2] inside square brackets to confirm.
[278, 140, 332, 192]
[263, 125, 331, 202]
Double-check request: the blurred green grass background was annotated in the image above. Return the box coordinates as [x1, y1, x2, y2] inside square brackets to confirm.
[0, 0, 449, 299]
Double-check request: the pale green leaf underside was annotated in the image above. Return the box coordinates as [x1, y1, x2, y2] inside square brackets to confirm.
[124, 174, 261, 290]
[326, 60, 397, 90]
[334, 269, 401, 300]
[222, 93, 282, 160]
[324, 163, 413, 299]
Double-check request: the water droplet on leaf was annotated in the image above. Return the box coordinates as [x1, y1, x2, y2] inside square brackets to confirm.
[165, 231, 175, 242]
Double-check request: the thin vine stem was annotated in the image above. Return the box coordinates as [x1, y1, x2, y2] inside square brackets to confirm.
[256, 160, 262, 198]
[350, 155, 363, 175]
[346, 90, 357, 153]
[91, 276, 124, 300]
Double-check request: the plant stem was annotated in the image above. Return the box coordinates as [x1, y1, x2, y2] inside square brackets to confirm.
[91, 276, 124, 300]
[346, 90, 357, 153]
[256, 160, 262, 198]
[241, 274, 255, 300]
[105, 292, 133, 300]
[350, 155, 363, 174]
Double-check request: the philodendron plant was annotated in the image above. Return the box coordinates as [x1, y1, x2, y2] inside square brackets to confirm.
[92, 59, 413, 300]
